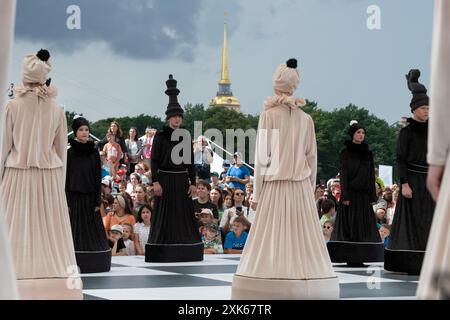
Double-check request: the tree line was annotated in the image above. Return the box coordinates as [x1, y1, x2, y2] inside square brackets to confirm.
[66, 101, 401, 182]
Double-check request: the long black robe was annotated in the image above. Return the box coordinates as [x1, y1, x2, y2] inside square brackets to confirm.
[66, 138, 111, 273]
[385, 118, 436, 275]
[145, 126, 203, 262]
[327, 141, 384, 263]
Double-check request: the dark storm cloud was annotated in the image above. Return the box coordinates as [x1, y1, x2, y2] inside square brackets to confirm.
[15, 0, 203, 60]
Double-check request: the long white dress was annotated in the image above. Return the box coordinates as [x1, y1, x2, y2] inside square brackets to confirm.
[0, 0, 18, 300]
[0, 91, 83, 300]
[0, 44, 83, 298]
[416, 0, 450, 299]
[231, 101, 339, 299]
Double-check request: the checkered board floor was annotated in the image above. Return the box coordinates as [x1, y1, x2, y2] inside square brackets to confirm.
[82, 255, 418, 300]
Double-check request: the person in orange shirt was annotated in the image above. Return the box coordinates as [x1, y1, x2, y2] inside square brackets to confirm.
[103, 194, 136, 235]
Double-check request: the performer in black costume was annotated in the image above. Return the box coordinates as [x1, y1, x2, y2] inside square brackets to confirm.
[384, 69, 436, 275]
[66, 116, 112, 273]
[327, 121, 384, 266]
[145, 75, 203, 262]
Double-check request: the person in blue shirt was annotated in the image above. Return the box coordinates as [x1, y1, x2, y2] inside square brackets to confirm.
[224, 216, 248, 254]
[379, 224, 391, 248]
[225, 152, 250, 191]
[99, 151, 112, 178]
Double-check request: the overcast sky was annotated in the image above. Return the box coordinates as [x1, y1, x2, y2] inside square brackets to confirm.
[7, 0, 434, 124]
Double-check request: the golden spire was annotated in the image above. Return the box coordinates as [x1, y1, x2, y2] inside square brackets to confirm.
[209, 12, 240, 111]
[219, 13, 230, 85]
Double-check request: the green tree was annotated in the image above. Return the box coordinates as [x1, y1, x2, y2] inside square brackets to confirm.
[182, 103, 207, 136]
[66, 101, 400, 183]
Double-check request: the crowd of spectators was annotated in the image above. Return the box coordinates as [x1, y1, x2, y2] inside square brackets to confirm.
[315, 173, 398, 246]
[93, 120, 397, 256]
[96, 121, 254, 255]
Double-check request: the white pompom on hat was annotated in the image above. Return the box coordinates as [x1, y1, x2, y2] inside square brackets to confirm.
[348, 120, 366, 138]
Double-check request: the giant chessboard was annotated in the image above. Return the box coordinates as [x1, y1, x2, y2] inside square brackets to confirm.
[81, 255, 418, 300]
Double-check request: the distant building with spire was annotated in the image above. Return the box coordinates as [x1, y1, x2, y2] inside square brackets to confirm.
[209, 18, 240, 111]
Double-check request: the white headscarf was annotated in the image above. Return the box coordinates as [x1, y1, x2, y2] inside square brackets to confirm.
[265, 60, 306, 110]
[21, 53, 52, 84]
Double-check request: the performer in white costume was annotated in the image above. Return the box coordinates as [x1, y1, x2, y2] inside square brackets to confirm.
[231, 59, 339, 299]
[0, 0, 19, 300]
[417, 0, 450, 299]
[1, 48, 83, 300]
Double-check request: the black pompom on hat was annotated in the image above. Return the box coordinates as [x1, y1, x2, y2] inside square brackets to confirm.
[286, 58, 297, 69]
[36, 49, 50, 62]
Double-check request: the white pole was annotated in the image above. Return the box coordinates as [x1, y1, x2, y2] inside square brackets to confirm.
[0, 1, 16, 104]
[0, 0, 19, 300]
